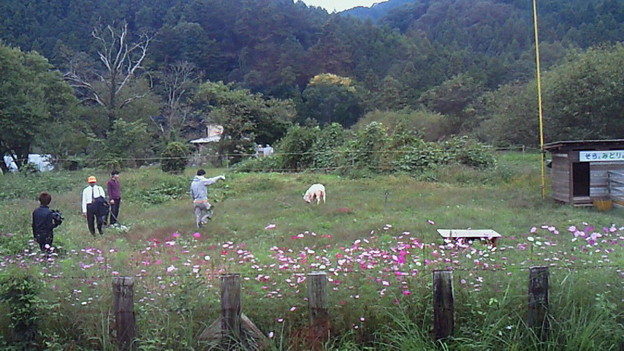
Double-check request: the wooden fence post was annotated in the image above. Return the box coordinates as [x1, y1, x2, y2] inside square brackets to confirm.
[528, 266, 549, 339]
[433, 270, 454, 341]
[307, 272, 330, 348]
[112, 276, 136, 351]
[221, 273, 242, 349]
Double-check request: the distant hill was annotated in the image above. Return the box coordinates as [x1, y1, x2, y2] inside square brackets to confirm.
[2, 0, 624, 112]
[340, 0, 414, 21]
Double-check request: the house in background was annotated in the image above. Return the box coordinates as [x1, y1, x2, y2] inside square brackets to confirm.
[189, 124, 223, 166]
[189, 124, 224, 152]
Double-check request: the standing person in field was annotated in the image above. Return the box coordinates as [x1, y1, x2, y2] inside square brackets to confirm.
[263, 144, 274, 157]
[82, 176, 107, 235]
[32, 192, 62, 252]
[190, 169, 225, 228]
[107, 171, 122, 225]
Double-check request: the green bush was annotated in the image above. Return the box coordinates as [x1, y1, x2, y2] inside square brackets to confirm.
[231, 123, 497, 180]
[233, 154, 283, 172]
[310, 122, 347, 171]
[342, 122, 390, 172]
[0, 172, 76, 201]
[274, 125, 320, 172]
[132, 177, 189, 205]
[0, 272, 43, 347]
[161, 142, 190, 173]
[442, 136, 496, 169]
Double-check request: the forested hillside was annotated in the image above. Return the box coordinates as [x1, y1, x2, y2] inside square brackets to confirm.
[4, 0, 624, 97]
[2, 0, 624, 171]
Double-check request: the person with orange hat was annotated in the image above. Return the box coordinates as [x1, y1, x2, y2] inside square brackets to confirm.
[81, 175, 107, 235]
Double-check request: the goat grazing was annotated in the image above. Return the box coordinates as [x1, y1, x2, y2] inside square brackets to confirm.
[303, 184, 326, 204]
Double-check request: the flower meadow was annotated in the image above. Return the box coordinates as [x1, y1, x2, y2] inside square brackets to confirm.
[1, 220, 622, 350]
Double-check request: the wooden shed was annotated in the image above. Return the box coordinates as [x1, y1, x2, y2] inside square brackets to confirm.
[543, 139, 624, 205]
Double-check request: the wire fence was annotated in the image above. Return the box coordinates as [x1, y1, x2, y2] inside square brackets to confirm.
[38, 145, 540, 163]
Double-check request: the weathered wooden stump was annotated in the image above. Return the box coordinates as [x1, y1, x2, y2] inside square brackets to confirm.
[199, 274, 268, 350]
[113, 276, 136, 351]
[433, 270, 454, 341]
[307, 272, 330, 349]
[528, 266, 549, 340]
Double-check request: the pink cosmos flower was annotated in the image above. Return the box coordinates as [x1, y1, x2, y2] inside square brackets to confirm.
[172, 232, 180, 238]
[193, 232, 201, 239]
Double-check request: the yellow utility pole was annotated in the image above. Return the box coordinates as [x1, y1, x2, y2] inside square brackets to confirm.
[532, 0, 546, 199]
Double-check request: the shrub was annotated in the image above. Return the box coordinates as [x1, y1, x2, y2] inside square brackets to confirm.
[342, 122, 390, 173]
[391, 141, 445, 174]
[0, 272, 43, 347]
[442, 136, 496, 169]
[274, 125, 320, 172]
[132, 177, 189, 205]
[233, 154, 282, 172]
[354, 108, 446, 142]
[0, 172, 75, 201]
[161, 142, 190, 173]
[310, 123, 347, 171]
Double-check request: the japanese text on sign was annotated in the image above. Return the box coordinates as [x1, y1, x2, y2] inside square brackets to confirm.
[579, 150, 624, 162]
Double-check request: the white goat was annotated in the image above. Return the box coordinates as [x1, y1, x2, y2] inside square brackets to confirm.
[303, 184, 326, 204]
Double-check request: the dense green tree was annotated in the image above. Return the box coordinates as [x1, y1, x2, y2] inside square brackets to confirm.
[476, 82, 536, 146]
[541, 44, 624, 141]
[3, 0, 624, 146]
[194, 81, 295, 164]
[106, 119, 152, 167]
[418, 74, 484, 132]
[0, 43, 78, 173]
[300, 73, 365, 127]
[274, 125, 320, 171]
[354, 109, 446, 142]
[479, 43, 624, 145]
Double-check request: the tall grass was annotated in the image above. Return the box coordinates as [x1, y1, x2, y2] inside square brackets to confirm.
[0, 153, 622, 350]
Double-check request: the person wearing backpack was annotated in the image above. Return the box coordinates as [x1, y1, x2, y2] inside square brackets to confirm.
[81, 176, 107, 235]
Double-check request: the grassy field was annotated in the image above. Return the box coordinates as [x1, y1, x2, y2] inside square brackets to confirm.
[0, 152, 622, 350]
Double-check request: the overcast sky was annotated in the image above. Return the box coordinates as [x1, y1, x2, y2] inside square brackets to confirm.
[297, 0, 389, 12]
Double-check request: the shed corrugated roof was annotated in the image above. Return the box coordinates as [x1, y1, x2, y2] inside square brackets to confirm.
[543, 139, 624, 152]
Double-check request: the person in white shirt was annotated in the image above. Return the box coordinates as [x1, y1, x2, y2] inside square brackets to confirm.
[82, 176, 107, 235]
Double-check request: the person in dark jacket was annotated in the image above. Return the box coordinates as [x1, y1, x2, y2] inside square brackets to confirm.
[107, 171, 122, 225]
[32, 192, 60, 251]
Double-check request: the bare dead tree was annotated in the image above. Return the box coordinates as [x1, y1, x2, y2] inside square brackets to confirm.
[151, 61, 199, 140]
[64, 22, 153, 131]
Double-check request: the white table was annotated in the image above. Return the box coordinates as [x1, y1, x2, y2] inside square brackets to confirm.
[437, 229, 502, 247]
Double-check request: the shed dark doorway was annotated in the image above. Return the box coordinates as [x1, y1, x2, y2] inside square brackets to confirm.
[572, 162, 590, 197]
